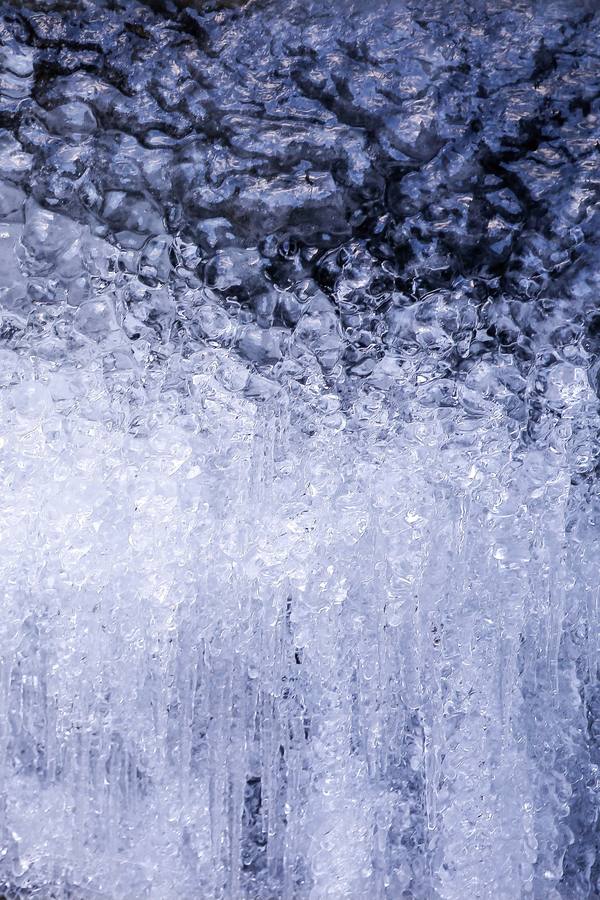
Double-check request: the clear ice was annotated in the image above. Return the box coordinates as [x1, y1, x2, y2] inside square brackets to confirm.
[0, 0, 599, 897]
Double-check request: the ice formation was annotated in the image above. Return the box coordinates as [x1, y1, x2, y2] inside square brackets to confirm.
[0, 0, 599, 897]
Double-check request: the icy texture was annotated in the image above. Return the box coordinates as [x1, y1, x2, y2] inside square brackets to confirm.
[0, 0, 599, 897]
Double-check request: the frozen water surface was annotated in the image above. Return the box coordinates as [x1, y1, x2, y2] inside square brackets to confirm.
[0, 0, 599, 896]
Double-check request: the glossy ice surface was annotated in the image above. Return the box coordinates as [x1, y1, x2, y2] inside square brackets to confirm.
[0, 0, 599, 896]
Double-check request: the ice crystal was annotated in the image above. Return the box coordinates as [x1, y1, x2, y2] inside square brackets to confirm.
[0, 0, 599, 897]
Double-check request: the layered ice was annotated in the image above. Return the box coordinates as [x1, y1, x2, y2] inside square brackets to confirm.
[0, 0, 599, 897]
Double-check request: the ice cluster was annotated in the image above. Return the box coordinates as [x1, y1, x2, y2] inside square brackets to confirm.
[0, 0, 599, 897]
